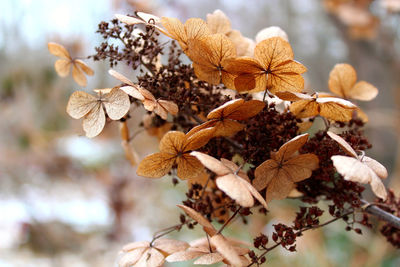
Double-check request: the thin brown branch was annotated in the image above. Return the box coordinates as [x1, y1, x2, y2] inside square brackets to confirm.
[361, 199, 400, 230]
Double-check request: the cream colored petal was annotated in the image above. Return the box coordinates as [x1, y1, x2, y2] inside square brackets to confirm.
[82, 103, 105, 138]
[103, 88, 130, 120]
[348, 81, 378, 101]
[255, 26, 289, 43]
[210, 234, 243, 267]
[54, 59, 71, 77]
[194, 252, 224, 265]
[108, 69, 134, 86]
[153, 239, 189, 255]
[48, 42, 71, 59]
[72, 64, 87, 87]
[362, 156, 388, 179]
[190, 152, 231, 176]
[216, 174, 254, 208]
[166, 250, 205, 262]
[119, 247, 148, 267]
[66, 91, 98, 119]
[327, 131, 358, 158]
[177, 205, 217, 236]
[74, 59, 94, 75]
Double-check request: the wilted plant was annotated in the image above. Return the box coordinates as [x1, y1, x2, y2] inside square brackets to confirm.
[49, 9, 400, 267]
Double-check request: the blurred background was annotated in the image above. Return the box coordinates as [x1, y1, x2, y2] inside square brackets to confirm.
[1, 0, 400, 266]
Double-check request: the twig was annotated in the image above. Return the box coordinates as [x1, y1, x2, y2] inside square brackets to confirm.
[217, 207, 241, 234]
[361, 199, 400, 229]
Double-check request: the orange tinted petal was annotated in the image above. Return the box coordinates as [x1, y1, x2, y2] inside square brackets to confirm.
[136, 152, 176, 178]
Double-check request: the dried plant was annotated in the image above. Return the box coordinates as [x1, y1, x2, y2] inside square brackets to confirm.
[49, 9, 400, 267]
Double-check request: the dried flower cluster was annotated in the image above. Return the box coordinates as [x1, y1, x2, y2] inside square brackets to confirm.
[49, 9, 400, 267]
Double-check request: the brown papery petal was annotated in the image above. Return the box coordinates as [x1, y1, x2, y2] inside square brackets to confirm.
[190, 152, 231, 176]
[54, 59, 71, 77]
[216, 174, 254, 208]
[210, 235, 243, 267]
[348, 81, 378, 101]
[254, 37, 294, 70]
[317, 97, 356, 122]
[186, 120, 217, 138]
[276, 133, 309, 161]
[289, 99, 319, 118]
[48, 42, 71, 59]
[254, 159, 279, 191]
[206, 9, 231, 34]
[212, 120, 245, 137]
[72, 64, 87, 87]
[183, 127, 215, 151]
[66, 91, 97, 119]
[207, 99, 244, 120]
[136, 152, 176, 178]
[74, 60, 94, 76]
[177, 205, 217, 236]
[224, 57, 265, 92]
[265, 171, 296, 203]
[103, 88, 130, 120]
[275, 91, 313, 102]
[161, 17, 185, 43]
[265, 61, 306, 94]
[184, 18, 212, 45]
[328, 63, 357, 98]
[176, 154, 204, 180]
[82, 103, 105, 138]
[283, 154, 319, 182]
[159, 131, 186, 153]
[157, 100, 179, 118]
[327, 131, 358, 158]
[119, 86, 144, 100]
[189, 34, 236, 85]
[225, 100, 265, 120]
